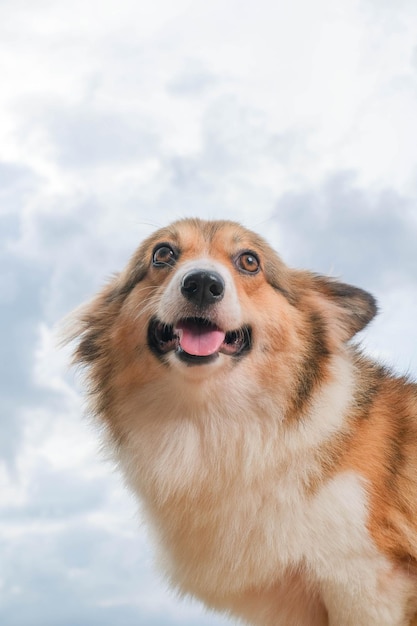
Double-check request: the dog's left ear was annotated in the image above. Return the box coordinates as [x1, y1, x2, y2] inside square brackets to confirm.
[309, 275, 378, 341]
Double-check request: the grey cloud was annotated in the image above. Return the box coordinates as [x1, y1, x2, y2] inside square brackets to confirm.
[24, 104, 159, 169]
[0, 202, 126, 464]
[270, 171, 417, 376]
[0, 162, 40, 216]
[0, 171, 105, 466]
[163, 96, 289, 187]
[272, 171, 417, 291]
[0, 464, 107, 522]
[1, 246, 50, 464]
[168, 61, 218, 96]
[0, 521, 229, 626]
[0, 525, 142, 626]
[141, 96, 309, 223]
[36, 202, 151, 322]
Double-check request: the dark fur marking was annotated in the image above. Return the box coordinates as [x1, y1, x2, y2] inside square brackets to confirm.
[77, 329, 104, 362]
[397, 553, 417, 576]
[351, 357, 386, 421]
[385, 408, 409, 496]
[78, 328, 115, 417]
[291, 311, 330, 416]
[106, 264, 149, 302]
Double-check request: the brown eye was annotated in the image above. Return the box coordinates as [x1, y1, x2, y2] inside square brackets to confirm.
[236, 251, 260, 274]
[152, 244, 178, 267]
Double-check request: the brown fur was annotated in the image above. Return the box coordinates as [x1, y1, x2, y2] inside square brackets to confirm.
[68, 219, 417, 625]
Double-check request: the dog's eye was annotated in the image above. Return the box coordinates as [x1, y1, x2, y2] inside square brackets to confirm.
[152, 244, 178, 267]
[236, 251, 260, 274]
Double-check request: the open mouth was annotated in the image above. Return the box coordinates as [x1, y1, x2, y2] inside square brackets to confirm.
[148, 317, 252, 365]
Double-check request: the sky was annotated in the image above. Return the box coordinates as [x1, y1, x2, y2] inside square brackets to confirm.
[1, 0, 417, 624]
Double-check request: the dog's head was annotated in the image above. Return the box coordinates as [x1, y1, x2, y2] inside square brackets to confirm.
[70, 219, 377, 420]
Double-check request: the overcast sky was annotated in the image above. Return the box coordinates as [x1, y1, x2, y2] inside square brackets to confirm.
[1, 1, 417, 625]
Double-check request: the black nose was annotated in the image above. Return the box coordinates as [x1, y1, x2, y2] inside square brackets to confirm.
[181, 270, 225, 306]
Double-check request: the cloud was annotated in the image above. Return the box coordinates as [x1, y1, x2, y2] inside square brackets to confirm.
[168, 59, 219, 96]
[39, 105, 159, 169]
[269, 171, 417, 376]
[0, 163, 40, 216]
[0, 168, 52, 464]
[0, 507, 230, 626]
[273, 171, 417, 289]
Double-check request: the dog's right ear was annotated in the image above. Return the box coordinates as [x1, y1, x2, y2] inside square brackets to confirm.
[105, 249, 150, 303]
[62, 237, 154, 369]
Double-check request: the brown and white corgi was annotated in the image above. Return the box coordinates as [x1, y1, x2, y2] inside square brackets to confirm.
[69, 218, 417, 625]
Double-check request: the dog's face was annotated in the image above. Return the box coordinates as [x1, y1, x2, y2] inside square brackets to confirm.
[146, 225, 255, 369]
[138, 219, 303, 376]
[72, 218, 377, 417]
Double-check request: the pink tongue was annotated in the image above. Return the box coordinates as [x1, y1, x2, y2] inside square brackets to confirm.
[175, 321, 226, 357]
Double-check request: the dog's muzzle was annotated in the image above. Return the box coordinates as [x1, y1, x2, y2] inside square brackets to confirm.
[147, 265, 251, 366]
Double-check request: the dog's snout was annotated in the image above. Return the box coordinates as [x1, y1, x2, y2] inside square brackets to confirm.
[181, 270, 225, 306]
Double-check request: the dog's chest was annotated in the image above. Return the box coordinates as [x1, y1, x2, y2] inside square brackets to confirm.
[151, 454, 381, 597]
[121, 378, 391, 600]
[242, 472, 369, 564]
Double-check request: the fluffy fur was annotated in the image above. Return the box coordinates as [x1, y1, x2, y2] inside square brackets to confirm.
[69, 218, 417, 625]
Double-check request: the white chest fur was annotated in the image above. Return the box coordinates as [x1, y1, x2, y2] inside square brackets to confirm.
[117, 356, 415, 625]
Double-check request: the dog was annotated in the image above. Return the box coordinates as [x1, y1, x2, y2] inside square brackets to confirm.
[68, 218, 417, 625]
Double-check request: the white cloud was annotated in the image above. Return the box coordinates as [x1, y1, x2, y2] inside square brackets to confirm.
[2, 0, 417, 191]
